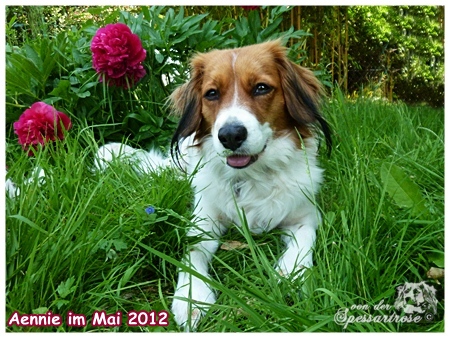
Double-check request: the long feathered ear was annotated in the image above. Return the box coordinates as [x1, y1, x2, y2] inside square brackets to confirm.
[272, 42, 332, 154]
[169, 56, 204, 167]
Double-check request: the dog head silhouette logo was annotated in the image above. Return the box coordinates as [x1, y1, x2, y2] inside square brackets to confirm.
[394, 281, 438, 319]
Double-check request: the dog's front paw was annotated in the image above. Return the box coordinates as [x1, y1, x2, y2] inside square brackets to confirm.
[172, 273, 216, 331]
[276, 251, 313, 280]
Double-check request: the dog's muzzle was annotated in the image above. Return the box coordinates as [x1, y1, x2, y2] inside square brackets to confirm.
[218, 123, 262, 169]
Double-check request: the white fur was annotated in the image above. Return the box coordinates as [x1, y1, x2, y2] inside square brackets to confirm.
[172, 131, 323, 330]
[212, 106, 272, 157]
[5, 177, 20, 199]
[93, 130, 323, 331]
[6, 167, 46, 199]
[94, 143, 170, 174]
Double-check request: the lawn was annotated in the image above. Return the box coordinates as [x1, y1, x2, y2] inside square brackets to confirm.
[5, 94, 444, 332]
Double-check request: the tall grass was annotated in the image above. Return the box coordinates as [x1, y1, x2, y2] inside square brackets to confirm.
[5, 96, 444, 332]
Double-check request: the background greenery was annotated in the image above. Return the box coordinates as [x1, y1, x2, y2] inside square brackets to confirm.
[6, 5, 444, 106]
[5, 5, 444, 333]
[5, 5, 444, 151]
[6, 6, 313, 152]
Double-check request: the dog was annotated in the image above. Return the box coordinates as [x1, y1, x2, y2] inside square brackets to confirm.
[95, 40, 331, 330]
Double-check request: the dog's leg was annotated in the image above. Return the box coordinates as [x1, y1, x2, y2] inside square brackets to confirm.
[94, 142, 170, 174]
[172, 218, 224, 331]
[277, 211, 320, 279]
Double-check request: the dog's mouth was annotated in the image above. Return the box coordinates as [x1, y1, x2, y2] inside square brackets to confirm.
[226, 145, 266, 169]
[226, 154, 258, 169]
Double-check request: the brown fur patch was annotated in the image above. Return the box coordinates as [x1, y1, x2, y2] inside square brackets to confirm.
[170, 40, 330, 156]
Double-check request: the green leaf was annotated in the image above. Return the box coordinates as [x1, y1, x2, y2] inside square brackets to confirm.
[56, 276, 76, 299]
[155, 51, 165, 64]
[54, 299, 70, 309]
[43, 97, 62, 105]
[49, 80, 71, 97]
[141, 6, 151, 22]
[380, 163, 428, 217]
[119, 257, 146, 289]
[76, 91, 91, 98]
[180, 13, 207, 32]
[248, 9, 261, 32]
[8, 54, 45, 87]
[71, 86, 91, 98]
[261, 16, 284, 39]
[124, 113, 148, 124]
[32, 307, 49, 314]
[24, 44, 43, 69]
[112, 239, 127, 252]
[235, 18, 249, 38]
[9, 215, 48, 235]
[428, 251, 444, 268]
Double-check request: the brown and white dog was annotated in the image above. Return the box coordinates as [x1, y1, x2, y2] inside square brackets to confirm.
[95, 40, 331, 330]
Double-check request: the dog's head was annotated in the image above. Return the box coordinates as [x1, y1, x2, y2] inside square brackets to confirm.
[170, 40, 331, 169]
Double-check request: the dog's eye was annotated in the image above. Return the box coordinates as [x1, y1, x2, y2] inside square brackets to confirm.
[253, 83, 273, 96]
[204, 89, 219, 101]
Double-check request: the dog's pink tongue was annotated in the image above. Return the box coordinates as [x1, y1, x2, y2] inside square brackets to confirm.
[227, 155, 251, 168]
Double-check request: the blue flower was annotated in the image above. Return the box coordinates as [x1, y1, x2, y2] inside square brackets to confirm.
[145, 206, 155, 214]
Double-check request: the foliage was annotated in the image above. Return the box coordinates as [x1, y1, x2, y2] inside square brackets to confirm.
[4, 6, 445, 332]
[6, 5, 444, 113]
[347, 6, 444, 106]
[225, 6, 310, 47]
[5, 97, 444, 332]
[253, 5, 443, 106]
[6, 126, 193, 332]
[6, 5, 311, 151]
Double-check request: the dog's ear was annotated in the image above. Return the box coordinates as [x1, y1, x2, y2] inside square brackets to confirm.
[170, 55, 205, 165]
[170, 81, 202, 136]
[169, 82, 191, 117]
[272, 42, 332, 153]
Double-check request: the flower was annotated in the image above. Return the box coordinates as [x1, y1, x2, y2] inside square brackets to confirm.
[145, 206, 155, 215]
[13, 102, 72, 155]
[90, 23, 147, 89]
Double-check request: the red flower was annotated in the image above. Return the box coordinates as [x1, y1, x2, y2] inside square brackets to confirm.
[90, 23, 147, 89]
[241, 6, 260, 11]
[13, 102, 72, 155]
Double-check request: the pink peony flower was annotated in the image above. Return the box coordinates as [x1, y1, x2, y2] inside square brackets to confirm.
[90, 23, 147, 89]
[13, 102, 72, 155]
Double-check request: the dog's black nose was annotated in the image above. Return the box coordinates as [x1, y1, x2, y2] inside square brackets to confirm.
[218, 123, 248, 151]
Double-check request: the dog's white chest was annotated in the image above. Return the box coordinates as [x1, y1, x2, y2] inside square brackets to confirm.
[198, 173, 297, 234]
[185, 134, 323, 235]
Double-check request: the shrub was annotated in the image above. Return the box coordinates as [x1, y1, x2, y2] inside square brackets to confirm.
[6, 6, 311, 152]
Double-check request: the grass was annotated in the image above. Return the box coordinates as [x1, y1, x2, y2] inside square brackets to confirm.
[5, 95, 444, 332]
